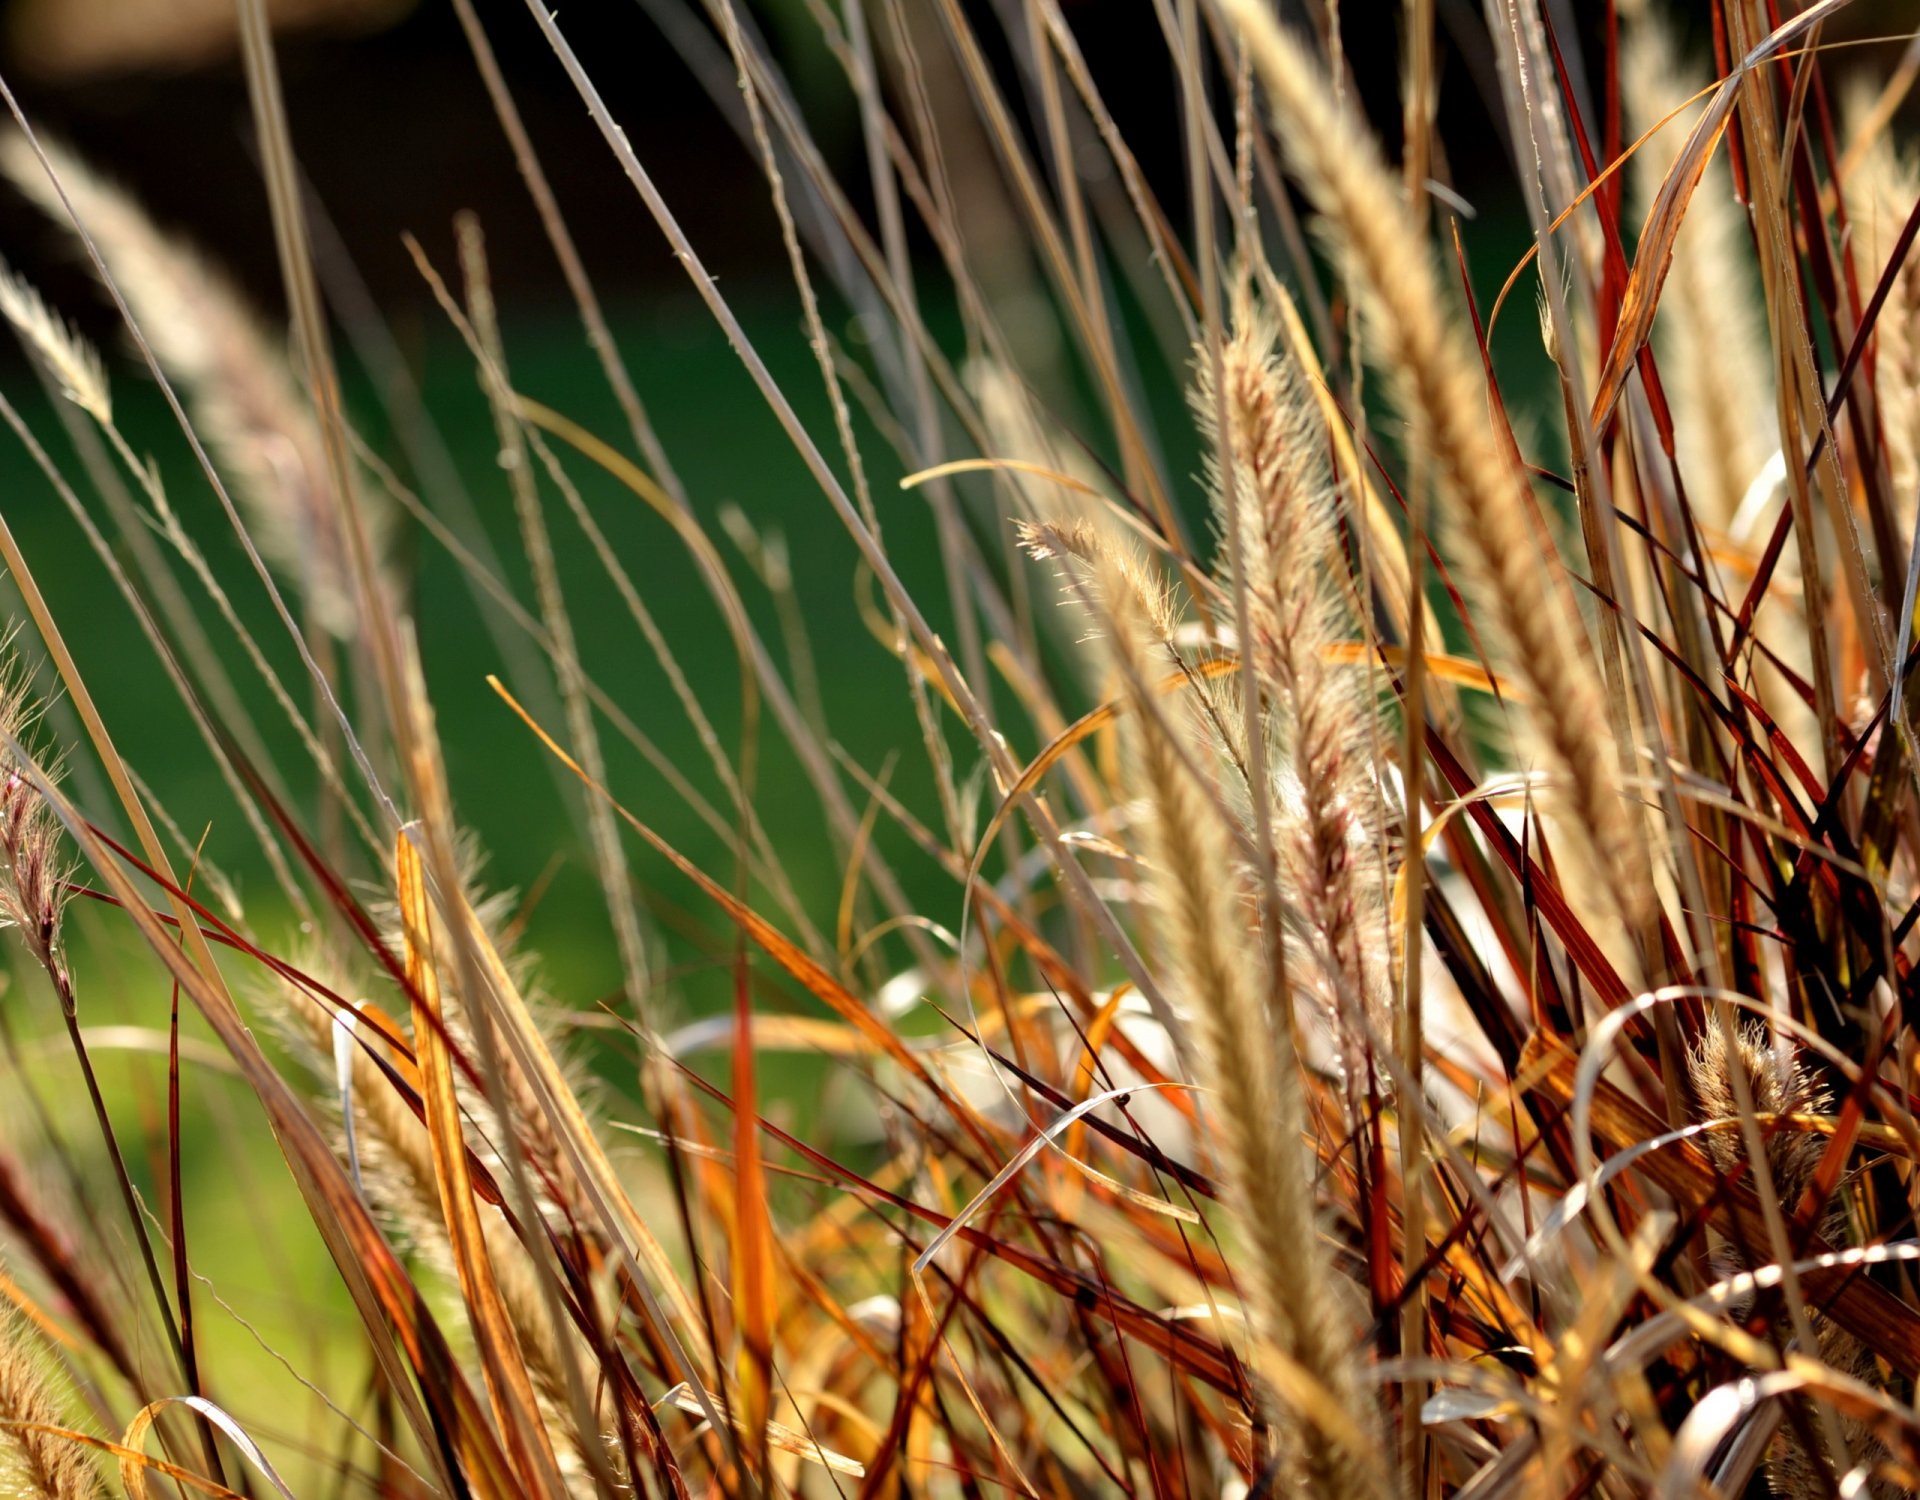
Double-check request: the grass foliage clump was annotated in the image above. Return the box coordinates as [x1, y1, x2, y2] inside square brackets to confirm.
[0, 0, 1917, 1495]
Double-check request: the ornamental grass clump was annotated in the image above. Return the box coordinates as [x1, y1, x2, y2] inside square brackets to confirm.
[0, 0, 1916, 1496]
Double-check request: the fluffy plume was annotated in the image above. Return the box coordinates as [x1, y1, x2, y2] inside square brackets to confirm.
[1015, 517, 1181, 650]
[0, 268, 109, 427]
[0, 674, 69, 991]
[1039, 516, 1384, 1498]
[1193, 292, 1394, 1095]
[1223, 0, 1656, 973]
[1689, 1024, 1886, 1497]
[0, 131, 386, 637]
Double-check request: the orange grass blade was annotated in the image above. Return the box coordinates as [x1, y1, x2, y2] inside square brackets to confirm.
[729, 942, 777, 1468]
[675, 1065, 1244, 1394]
[396, 829, 567, 1499]
[1, 1420, 245, 1500]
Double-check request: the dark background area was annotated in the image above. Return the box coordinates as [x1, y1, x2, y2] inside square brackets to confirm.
[0, 0, 1902, 353]
[0, 0, 1651, 325]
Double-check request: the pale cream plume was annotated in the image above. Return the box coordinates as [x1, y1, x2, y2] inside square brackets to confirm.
[0, 131, 388, 636]
[1225, 0, 1654, 969]
[1193, 291, 1394, 1094]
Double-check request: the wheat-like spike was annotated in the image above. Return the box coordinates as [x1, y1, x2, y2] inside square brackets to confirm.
[1015, 518, 1182, 649]
[1122, 629, 1379, 1497]
[1621, 12, 1774, 534]
[1689, 1023, 1827, 1222]
[0, 1303, 100, 1500]
[0, 131, 384, 638]
[1035, 519, 1383, 1496]
[1194, 292, 1393, 1097]
[1841, 85, 1920, 533]
[1223, 0, 1653, 965]
[0, 664, 70, 986]
[982, 361, 1160, 690]
[0, 268, 109, 427]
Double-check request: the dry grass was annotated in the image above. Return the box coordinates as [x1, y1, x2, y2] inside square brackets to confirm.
[0, 0, 1912, 1496]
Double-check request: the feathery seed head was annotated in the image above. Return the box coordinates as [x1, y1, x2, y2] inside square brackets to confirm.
[0, 722, 69, 994]
[1191, 294, 1395, 1093]
[1226, 0, 1655, 971]
[0, 1299, 98, 1500]
[0, 130, 387, 638]
[0, 266, 109, 425]
[1016, 517, 1182, 650]
[1689, 1020, 1829, 1210]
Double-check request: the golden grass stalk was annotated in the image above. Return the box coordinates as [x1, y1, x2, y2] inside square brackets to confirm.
[1193, 290, 1393, 1095]
[0, 1304, 98, 1500]
[0, 131, 386, 638]
[1027, 518, 1384, 1498]
[1123, 639, 1377, 1496]
[1222, 0, 1654, 966]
